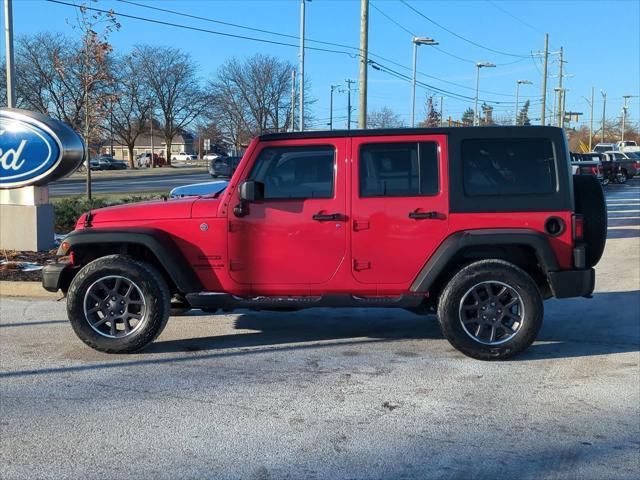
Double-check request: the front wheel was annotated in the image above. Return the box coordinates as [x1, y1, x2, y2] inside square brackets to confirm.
[66, 255, 171, 353]
[437, 260, 543, 360]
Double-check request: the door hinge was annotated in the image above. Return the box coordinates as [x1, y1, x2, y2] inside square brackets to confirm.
[353, 259, 371, 271]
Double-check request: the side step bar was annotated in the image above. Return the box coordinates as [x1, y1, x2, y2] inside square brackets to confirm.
[185, 292, 425, 311]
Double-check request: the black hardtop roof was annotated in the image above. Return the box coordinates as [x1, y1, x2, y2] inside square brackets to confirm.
[258, 125, 564, 142]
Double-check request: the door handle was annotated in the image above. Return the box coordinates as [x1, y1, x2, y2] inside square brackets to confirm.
[408, 210, 442, 219]
[312, 213, 344, 221]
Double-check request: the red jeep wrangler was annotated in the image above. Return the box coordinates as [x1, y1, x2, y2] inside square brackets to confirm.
[43, 127, 606, 360]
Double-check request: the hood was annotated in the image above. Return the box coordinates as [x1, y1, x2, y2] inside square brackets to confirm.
[77, 198, 196, 227]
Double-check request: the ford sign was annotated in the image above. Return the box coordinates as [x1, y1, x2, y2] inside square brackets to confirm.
[0, 108, 85, 189]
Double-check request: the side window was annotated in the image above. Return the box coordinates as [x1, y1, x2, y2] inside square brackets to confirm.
[359, 142, 439, 197]
[462, 138, 557, 196]
[249, 145, 335, 199]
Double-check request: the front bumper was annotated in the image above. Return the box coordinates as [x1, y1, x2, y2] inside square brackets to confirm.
[547, 268, 595, 299]
[42, 262, 78, 293]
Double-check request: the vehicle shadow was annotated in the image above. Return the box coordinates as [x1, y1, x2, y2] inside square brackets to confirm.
[148, 290, 640, 361]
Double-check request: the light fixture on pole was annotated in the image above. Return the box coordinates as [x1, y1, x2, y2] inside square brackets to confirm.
[410, 36, 438, 127]
[514, 80, 532, 125]
[621, 94, 637, 143]
[474, 62, 496, 126]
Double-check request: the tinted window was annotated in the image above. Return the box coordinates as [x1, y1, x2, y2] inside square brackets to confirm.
[462, 138, 557, 196]
[249, 145, 335, 199]
[359, 142, 439, 197]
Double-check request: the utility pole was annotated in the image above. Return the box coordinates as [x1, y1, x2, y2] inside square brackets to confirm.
[4, 0, 15, 108]
[561, 88, 567, 129]
[358, 0, 368, 129]
[329, 84, 340, 130]
[589, 87, 594, 150]
[540, 33, 549, 126]
[557, 46, 566, 128]
[290, 69, 296, 132]
[150, 105, 155, 167]
[621, 95, 637, 142]
[298, 0, 306, 132]
[345, 78, 355, 130]
[601, 90, 607, 143]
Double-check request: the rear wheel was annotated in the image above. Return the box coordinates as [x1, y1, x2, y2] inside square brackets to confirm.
[67, 255, 171, 353]
[437, 260, 543, 360]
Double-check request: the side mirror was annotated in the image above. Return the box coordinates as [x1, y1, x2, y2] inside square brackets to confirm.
[239, 180, 264, 202]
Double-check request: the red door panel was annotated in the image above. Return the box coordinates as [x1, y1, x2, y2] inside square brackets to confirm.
[350, 135, 450, 285]
[227, 138, 348, 289]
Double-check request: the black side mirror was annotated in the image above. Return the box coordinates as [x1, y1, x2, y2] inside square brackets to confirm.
[239, 180, 264, 202]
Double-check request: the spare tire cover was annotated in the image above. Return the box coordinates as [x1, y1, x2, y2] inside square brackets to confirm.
[573, 175, 607, 267]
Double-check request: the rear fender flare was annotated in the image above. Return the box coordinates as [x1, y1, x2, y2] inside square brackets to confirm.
[410, 229, 559, 293]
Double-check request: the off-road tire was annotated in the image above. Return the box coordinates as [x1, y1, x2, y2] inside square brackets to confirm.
[67, 255, 171, 353]
[437, 260, 543, 360]
[573, 175, 607, 267]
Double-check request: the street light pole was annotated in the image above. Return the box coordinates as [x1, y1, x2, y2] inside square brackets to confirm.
[3, 0, 15, 108]
[358, 0, 368, 129]
[474, 62, 496, 126]
[583, 87, 594, 151]
[410, 36, 438, 127]
[298, 0, 307, 132]
[621, 95, 637, 142]
[600, 90, 607, 143]
[515, 80, 532, 125]
[329, 84, 340, 130]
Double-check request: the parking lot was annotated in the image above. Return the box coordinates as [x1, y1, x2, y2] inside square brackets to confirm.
[1, 181, 639, 479]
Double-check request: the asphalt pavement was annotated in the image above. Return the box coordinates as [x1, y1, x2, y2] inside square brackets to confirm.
[1, 180, 639, 479]
[50, 170, 215, 196]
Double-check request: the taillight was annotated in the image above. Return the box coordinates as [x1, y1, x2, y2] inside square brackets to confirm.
[590, 166, 598, 175]
[573, 214, 584, 241]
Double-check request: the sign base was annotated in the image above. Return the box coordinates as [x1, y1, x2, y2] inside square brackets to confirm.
[0, 186, 55, 251]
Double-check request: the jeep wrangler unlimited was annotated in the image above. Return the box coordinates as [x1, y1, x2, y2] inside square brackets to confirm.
[43, 127, 606, 360]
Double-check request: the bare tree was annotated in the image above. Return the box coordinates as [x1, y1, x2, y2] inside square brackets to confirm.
[419, 95, 441, 128]
[109, 54, 152, 168]
[207, 54, 298, 149]
[367, 106, 405, 129]
[134, 45, 206, 165]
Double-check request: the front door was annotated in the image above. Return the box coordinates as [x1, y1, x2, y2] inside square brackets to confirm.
[351, 135, 449, 286]
[228, 139, 348, 291]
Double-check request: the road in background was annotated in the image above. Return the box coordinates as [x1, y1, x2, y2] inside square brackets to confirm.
[1, 181, 639, 479]
[50, 169, 214, 196]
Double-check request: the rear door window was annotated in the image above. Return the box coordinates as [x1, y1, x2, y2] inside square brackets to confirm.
[462, 138, 557, 196]
[359, 142, 439, 197]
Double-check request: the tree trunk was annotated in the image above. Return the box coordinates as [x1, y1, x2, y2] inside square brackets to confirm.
[165, 137, 172, 166]
[128, 145, 136, 169]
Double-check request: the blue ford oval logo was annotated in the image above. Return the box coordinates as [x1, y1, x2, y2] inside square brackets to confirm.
[0, 108, 84, 189]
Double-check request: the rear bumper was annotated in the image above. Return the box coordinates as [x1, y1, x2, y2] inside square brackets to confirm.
[42, 262, 77, 293]
[547, 268, 595, 299]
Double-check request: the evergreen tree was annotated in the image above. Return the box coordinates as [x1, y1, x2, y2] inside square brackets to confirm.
[461, 108, 475, 126]
[419, 95, 441, 127]
[517, 100, 531, 126]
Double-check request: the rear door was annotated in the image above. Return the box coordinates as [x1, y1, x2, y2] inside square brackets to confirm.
[350, 135, 449, 286]
[228, 139, 348, 290]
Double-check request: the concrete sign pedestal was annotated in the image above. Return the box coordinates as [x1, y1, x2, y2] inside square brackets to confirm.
[0, 186, 54, 251]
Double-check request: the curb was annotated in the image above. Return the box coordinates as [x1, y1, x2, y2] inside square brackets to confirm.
[0, 281, 61, 299]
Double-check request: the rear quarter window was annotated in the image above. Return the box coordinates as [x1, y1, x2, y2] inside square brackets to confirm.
[462, 138, 558, 196]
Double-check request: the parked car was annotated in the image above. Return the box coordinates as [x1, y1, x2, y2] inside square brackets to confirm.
[169, 180, 229, 199]
[616, 140, 640, 153]
[90, 155, 128, 170]
[209, 156, 242, 178]
[43, 126, 605, 361]
[203, 152, 225, 162]
[136, 153, 164, 168]
[570, 152, 605, 184]
[171, 152, 198, 163]
[603, 151, 639, 181]
[593, 143, 618, 153]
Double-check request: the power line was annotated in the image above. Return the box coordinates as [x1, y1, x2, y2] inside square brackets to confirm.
[485, 0, 545, 34]
[400, 0, 530, 58]
[46, 0, 357, 56]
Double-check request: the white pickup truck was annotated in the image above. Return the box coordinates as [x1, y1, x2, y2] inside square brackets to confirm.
[616, 141, 640, 153]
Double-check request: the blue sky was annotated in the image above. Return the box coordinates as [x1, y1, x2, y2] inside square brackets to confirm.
[5, 0, 640, 130]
